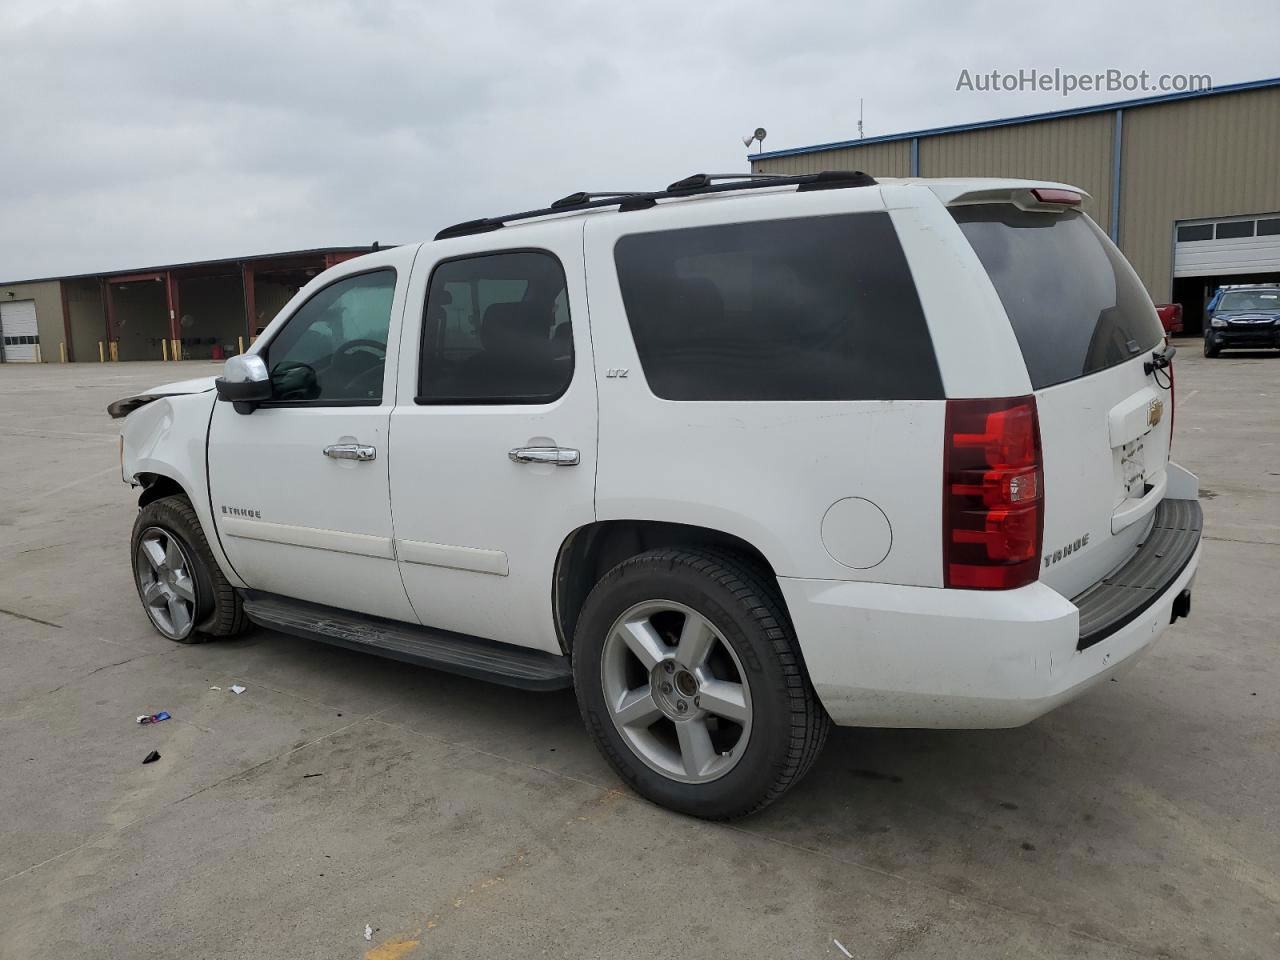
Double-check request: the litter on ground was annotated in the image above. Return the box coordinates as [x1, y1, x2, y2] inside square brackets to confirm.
[135, 711, 170, 725]
[230, 684, 246, 695]
[142, 750, 161, 765]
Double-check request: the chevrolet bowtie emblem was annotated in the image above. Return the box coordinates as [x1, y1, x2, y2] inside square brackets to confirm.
[1147, 397, 1165, 428]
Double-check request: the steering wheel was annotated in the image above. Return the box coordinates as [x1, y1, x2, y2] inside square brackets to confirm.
[337, 339, 386, 360]
[333, 339, 387, 397]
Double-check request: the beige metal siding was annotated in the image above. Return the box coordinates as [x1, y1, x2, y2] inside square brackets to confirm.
[919, 113, 1115, 233]
[752, 139, 911, 178]
[0, 280, 65, 361]
[1120, 86, 1280, 298]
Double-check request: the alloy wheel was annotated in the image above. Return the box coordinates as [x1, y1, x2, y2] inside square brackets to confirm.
[600, 600, 753, 784]
[134, 526, 198, 640]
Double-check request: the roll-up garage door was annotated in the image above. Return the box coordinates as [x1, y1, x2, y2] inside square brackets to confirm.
[1174, 215, 1280, 278]
[0, 300, 39, 362]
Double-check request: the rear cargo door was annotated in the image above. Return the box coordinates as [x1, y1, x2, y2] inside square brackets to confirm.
[952, 203, 1172, 598]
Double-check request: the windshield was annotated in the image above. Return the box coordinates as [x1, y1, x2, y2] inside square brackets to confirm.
[1217, 291, 1280, 312]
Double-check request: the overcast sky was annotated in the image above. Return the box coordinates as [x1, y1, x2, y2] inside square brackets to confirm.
[1, 0, 1276, 280]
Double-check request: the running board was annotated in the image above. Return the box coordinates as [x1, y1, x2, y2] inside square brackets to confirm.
[240, 591, 572, 691]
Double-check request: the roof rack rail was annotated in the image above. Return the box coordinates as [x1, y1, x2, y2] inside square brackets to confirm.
[433, 170, 877, 241]
[666, 172, 787, 191]
[550, 191, 647, 209]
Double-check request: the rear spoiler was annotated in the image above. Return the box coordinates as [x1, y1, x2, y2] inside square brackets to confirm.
[930, 181, 1092, 213]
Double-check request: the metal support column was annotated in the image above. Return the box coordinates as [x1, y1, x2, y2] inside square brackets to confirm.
[240, 263, 257, 341]
[59, 282, 74, 362]
[165, 271, 181, 360]
[100, 278, 116, 358]
[1109, 109, 1124, 243]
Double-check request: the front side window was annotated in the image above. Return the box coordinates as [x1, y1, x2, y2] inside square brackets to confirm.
[417, 251, 572, 404]
[264, 269, 396, 403]
[612, 213, 943, 402]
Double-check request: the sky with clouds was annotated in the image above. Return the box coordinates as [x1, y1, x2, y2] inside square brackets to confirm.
[1, 0, 1276, 280]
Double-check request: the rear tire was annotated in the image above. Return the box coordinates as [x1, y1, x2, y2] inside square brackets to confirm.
[572, 548, 829, 819]
[131, 495, 247, 643]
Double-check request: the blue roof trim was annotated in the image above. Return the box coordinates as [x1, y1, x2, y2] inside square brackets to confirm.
[750, 76, 1280, 162]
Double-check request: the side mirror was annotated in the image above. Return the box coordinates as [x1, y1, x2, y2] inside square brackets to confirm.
[215, 354, 271, 414]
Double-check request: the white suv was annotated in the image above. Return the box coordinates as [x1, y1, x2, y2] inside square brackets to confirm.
[112, 172, 1202, 819]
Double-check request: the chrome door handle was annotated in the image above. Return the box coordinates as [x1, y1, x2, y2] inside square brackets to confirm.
[323, 443, 376, 462]
[508, 446, 580, 466]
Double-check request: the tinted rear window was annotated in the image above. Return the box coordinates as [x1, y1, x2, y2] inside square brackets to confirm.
[952, 205, 1162, 389]
[612, 213, 943, 401]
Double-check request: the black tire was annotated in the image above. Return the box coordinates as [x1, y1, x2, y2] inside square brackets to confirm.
[130, 495, 248, 642]
[1203, 337, 1220, 357]
[572, 548, 830, 819]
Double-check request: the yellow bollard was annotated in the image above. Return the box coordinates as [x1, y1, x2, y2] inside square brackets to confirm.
[59, 342, 66, 363]
[162, 339, 169, 361]
[34, 343, 42, 363]
[237, 336, 245, 355]
[171, 338, 182, 361]
[109, 341, 119, 362]
[99, 341, 105, 362]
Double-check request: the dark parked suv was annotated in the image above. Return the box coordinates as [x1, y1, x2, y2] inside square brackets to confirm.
[1204, 285, 1280, 356]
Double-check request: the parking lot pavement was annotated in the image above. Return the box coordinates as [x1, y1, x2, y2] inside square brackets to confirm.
[1, 351, 1277, 959]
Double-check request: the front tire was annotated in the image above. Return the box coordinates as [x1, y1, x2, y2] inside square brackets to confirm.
[572, 549, 829, 819]
[131, 495, 247, 642]
[1203, 337, 1220, 357]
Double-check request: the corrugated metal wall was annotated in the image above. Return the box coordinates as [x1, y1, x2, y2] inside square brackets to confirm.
[1120, 86, 1280, 299]
[753, 139, 911, 178]
[918, 113, 1114, 234]
[750, 84, 1280, 300]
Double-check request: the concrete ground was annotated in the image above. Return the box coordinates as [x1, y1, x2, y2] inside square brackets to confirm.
[0, 349, 1276, 960]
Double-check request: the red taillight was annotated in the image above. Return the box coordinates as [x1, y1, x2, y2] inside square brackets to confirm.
[1031, 187, 1082, 205]
[943, 396, 1044, 589]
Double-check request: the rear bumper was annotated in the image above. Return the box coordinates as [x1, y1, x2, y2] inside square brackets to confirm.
[780, 497, 1203, 730]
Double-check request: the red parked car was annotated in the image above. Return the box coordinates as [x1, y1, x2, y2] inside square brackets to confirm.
[1155, 302, 1183, 335]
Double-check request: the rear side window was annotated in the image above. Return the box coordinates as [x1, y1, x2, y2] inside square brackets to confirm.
[952, 205, 1162, 389]
[417, 250, 572, 404]
[612, 213, 943, 401]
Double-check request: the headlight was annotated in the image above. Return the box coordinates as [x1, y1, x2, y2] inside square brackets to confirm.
[1211, 317, 1227, 328]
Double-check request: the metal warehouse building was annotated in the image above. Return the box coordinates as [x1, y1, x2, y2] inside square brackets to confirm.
[0, 246, 371, 363]
[751, 76, 1280, 335]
